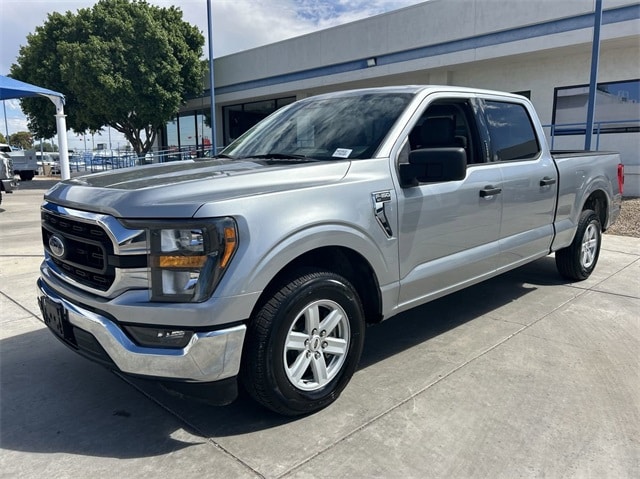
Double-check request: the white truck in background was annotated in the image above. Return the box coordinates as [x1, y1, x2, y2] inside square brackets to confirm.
[10, 150, 38, 181]
[1, 144, 39, 181]
[0, 150, 18, 205]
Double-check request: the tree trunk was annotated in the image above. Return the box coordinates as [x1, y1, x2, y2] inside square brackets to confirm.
[112, 121, 158, 164]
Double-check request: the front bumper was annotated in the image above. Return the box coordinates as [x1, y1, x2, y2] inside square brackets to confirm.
[36, 278, 246, 383]
[1, 178, 18, 193]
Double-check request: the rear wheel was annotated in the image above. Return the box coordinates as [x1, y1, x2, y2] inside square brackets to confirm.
[19, 171, 34, 181]
[556, 209, 602, 280]
[242, 269, 365, 416]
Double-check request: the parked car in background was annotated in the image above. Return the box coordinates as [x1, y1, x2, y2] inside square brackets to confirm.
[36, 152, 60, 176]
[88, 150, 137, 171]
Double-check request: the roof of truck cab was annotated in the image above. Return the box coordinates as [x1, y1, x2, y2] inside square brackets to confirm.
[303, 85, 527, 100]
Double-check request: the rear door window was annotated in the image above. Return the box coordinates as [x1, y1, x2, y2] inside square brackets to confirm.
[483, 101, 540, 162]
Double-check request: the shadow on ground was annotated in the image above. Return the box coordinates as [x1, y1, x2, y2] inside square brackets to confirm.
[1, 256, 569, 458]
[11, 178, 60, 191]
[0, 327, 202, 459]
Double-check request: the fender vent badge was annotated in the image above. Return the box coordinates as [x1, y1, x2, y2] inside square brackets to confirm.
[372, 191, 393, 237]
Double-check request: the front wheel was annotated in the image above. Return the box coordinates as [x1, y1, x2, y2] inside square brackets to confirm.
[556, 209, 602, 280]
[242, 269, 365, 416]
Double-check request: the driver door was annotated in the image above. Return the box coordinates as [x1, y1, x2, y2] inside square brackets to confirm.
[396, 97, 503, 308]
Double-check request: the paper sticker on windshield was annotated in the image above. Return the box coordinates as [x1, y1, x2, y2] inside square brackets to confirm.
[332, 148, 352, 158]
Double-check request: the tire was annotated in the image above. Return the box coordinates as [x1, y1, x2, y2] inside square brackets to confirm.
[19, 171, 34, 181]
[556, 209, 602, 280]
[242, 269, 365, 416]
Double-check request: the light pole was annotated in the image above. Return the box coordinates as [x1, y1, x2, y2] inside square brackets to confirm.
[585, 0, 603, 150]
[207, 0, 217, 153]
[2, 100, 9, 141]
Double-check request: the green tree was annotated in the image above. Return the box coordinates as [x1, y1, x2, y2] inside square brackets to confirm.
[10, 0, 205, 157]
[0, 133, 6, 144]
[35, 141, 59, 152]
[9, 131, 33, 150]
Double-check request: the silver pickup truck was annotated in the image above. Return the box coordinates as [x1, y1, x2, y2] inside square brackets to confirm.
[37, 86, 623, 415]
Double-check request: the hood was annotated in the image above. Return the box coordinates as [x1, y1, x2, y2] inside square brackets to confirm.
[44, 159, 350, 218]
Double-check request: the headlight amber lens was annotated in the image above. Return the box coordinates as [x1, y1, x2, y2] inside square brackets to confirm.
[156, 255, 207, 268]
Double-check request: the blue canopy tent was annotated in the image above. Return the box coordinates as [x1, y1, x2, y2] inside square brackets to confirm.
[0, 75, 70, 180]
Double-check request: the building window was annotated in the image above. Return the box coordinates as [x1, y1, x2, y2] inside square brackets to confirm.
[197, 110, 212, 153]
[552, 79, 640, 134]
[179, 112, 196, 148]
[222, 96, 296, 145]
[166, 117, 179, 149]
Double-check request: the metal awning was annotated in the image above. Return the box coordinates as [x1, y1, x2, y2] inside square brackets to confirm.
[0, 75, 70, 179]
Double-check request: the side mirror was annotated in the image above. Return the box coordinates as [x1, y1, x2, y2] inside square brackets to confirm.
[399, 147, 467, 187]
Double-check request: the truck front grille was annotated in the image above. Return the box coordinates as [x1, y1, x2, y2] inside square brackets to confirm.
[42, 211, 115, 291]
[40, 204, 147, 297]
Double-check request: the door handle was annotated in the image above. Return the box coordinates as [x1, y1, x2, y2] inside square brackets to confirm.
[479, 186, 502, 197]
[540, 177, 557, 187]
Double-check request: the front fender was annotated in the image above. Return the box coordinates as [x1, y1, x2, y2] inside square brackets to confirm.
[242, 223, 396, 297]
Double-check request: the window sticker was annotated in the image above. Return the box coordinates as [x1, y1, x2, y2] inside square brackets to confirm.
[332, 148, 353, 158]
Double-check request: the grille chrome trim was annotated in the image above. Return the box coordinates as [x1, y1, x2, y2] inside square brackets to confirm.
[45, 252, 149, 298]
[42, 202, 147, 255]
[41, 201, 148, 297]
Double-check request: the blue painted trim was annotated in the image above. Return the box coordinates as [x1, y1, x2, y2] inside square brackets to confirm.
[213, 4, 639, 97]
[585, 0, 604, 150]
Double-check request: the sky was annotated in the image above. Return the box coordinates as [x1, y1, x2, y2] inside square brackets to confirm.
[0, 0, 424, 150]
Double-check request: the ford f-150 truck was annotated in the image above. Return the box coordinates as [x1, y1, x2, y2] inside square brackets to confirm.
[37, 86, 623, 415]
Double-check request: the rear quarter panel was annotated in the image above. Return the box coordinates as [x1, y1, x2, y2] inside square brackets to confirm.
[551, 151, 621, 250]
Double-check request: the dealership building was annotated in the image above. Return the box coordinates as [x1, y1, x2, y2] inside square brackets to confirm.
[163, 0, 640, 195]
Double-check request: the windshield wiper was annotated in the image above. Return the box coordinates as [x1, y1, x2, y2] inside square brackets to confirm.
[246, 153, 319, 163]
[195, 153, 236, 160]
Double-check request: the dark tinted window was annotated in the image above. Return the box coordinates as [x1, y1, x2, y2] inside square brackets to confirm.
[484, 101, 540, 161]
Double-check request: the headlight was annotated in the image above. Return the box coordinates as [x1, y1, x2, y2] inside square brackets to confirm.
[148, 218, 238, 302]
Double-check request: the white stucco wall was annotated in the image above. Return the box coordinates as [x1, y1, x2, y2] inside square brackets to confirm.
[214, 0, 601, 88]
[198, 0, 640, 194]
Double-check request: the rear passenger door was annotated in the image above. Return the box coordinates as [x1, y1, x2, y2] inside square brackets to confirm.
[480, 99, 558, 272]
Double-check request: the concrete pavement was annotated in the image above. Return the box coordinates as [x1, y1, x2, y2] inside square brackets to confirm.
[1, 178, 638, 478]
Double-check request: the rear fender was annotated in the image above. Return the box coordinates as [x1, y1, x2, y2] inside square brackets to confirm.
[552, 175, 613, 251]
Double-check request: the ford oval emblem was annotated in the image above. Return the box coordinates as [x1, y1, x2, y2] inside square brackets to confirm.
[49, 235, 65, 258]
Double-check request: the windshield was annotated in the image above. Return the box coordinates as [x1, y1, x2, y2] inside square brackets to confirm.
[221, 92, 413, 160]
